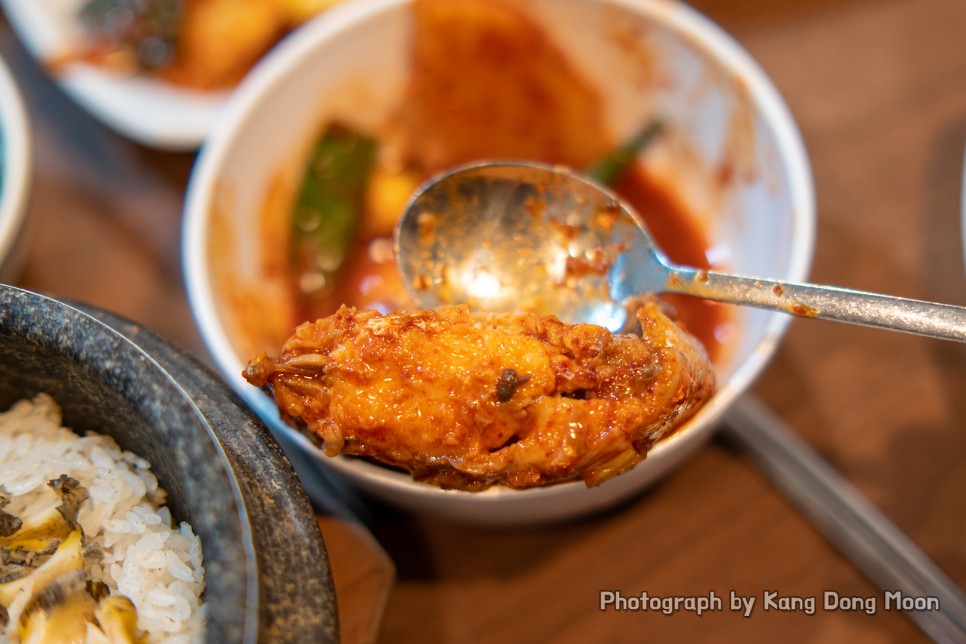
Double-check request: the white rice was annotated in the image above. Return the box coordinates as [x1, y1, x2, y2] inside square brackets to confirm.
[0, 394, 205, 643]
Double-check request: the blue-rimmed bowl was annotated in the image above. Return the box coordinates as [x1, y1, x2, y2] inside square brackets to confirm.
[0, 55, 31, 282]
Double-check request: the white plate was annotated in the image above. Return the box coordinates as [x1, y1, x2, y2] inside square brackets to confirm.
[2, 0, 229, 150]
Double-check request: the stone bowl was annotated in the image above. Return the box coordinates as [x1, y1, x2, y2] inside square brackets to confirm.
[0, 284, 338, 642]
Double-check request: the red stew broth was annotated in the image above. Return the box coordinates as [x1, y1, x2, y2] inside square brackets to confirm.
[308, 162, 731, 364]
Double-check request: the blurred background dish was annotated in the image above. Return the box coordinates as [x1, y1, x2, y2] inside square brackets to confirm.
[0, 284, 338, 642]
[0, 52, 30, 281]
[0, 0, 340, 149]
[183, 0, 814, 523]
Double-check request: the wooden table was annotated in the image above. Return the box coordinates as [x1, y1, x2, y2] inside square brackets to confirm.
[3, 1, 965, 641]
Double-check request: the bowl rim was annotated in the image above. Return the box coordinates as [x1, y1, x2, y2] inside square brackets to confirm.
[0, 55, 32, 277]
[183, 0, 815, 514]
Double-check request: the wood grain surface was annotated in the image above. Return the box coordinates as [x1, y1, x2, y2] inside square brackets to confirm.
[2, 1, 965, 641]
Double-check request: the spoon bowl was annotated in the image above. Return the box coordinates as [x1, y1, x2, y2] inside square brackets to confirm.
[396, 162, 662, 331]
[397, 161, 966, 342]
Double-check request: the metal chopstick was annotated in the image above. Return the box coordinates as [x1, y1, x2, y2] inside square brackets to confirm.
[723, 395, 966, 641]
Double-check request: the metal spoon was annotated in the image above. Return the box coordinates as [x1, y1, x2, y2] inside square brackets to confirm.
[395, 160, 966, 341]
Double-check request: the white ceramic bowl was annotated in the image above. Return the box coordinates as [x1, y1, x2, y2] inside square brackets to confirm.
[0, 55, 31, 281]
[184, 0, 814, 523]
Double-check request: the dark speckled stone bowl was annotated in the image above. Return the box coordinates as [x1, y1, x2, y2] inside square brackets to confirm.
[0, 284, 337, 643]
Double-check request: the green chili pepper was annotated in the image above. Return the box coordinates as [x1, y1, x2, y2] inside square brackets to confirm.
[586, 119, 664, 186]
[290, 122, 376, 309]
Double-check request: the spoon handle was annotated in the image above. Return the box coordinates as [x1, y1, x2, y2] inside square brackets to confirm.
[665, 266, 966, 342]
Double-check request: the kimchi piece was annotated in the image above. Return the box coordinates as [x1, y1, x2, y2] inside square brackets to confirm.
[244, 303, 715, 490]
[388, 0, 610, 174]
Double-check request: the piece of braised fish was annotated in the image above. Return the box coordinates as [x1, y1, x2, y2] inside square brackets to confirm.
[245, 303, 715, 490]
